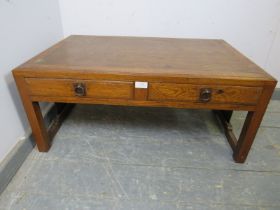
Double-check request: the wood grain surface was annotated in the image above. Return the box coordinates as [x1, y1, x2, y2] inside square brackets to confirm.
[148, 83, 262, 105]
[25, 78, 134, 100]
[14, 35, 276, 86]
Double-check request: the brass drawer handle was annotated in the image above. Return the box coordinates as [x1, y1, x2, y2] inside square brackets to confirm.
[73, 83, 86, 96]
[200, 88, 212, 102]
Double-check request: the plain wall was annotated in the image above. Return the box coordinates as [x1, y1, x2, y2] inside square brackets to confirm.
[59, 0, 280, 85]
[0, 0, 63, 162]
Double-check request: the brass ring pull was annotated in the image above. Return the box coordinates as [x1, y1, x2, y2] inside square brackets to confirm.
[199, 88, 212, 102]
[73, 83, 86, 96]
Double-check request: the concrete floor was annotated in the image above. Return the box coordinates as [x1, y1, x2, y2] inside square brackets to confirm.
[0, 100, 280, 210]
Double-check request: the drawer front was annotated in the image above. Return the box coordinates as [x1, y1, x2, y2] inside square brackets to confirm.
[25, 78, 134, 100]
[148, 83, 262, 105]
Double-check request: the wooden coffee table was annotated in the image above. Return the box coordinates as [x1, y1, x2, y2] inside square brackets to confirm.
[13, 35, 277, 163]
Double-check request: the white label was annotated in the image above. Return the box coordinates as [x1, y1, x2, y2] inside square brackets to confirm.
[135, 81, 148, 89]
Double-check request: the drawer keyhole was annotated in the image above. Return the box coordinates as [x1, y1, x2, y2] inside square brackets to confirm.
[73, 83, 86, 96]
[200, 88, 212, 102]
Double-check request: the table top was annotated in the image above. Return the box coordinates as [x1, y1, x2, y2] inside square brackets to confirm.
[17, 35, 276, 83]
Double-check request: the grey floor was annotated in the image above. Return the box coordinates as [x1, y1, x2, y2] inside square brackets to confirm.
[0, 101, 280, 210]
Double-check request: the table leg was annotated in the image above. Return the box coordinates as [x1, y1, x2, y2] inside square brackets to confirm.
[13, 75, 50, 151]
[221, 110, 233, 123]
[214, 84, 276, 163]
[234, 110, 266, 163]
[48, 103, 75, 140]
[28, 102, 51, 151]
[214, 110, 237, 151]
[233, 85, 275, 163]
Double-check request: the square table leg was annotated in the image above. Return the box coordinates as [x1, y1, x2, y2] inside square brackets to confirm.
[233, 85, 275, 163]
[13, 75, 50, 151]
[27, 101, 51, 151]
[215, 84, 276, 163]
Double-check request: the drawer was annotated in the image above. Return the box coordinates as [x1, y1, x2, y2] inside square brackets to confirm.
[148, 83, 262, 105]
[25, 78, 134, 100]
